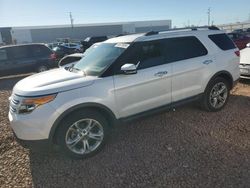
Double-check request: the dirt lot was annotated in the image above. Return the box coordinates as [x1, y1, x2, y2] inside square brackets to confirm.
[0, 76, 249, 188]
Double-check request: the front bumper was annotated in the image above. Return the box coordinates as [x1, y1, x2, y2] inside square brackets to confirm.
[8, 102, 60, 141]
[13, 131, 51, 150]
[239, 64, 250, 78]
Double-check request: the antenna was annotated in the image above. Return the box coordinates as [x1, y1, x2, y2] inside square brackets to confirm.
[69, 12, 74, 28]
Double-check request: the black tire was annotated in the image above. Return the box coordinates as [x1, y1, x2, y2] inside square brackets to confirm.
[201, 77, 230, 112]
[56, 110, 110, 159]
[37, 65, 49, 72]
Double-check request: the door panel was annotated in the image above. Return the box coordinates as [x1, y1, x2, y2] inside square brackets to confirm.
[172, 55, 213, 102]
[163, 36, 210, 102]
[113, 63, 172, 118]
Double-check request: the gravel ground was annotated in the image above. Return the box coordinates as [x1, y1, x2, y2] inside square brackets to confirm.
[0, 76, 250, 188]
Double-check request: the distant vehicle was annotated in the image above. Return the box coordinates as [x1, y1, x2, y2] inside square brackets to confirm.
[52, 45, 77, 59]
[60, 43, 83, 51]
[0, 44, 56, 76]
[239, 43, 250, 79]
[46, 43, 60, 50]
[58, 43, 102, 67]
[233, 29, 244, 33]
[227, 32, 250, 50]
[58, 53, 84, 67]
[81, 36, 108, 51]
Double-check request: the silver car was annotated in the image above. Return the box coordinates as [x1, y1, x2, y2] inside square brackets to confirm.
[9, 27, 240, 159]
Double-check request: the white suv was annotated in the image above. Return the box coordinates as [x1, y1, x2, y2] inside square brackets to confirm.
[9, 27, 240, 158]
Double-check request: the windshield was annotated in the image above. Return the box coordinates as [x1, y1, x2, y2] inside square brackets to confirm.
[73, 43, 129, 76]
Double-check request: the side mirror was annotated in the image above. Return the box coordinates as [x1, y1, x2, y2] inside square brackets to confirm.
[246, 43, 250, 48]
[121, 64, 137, 74]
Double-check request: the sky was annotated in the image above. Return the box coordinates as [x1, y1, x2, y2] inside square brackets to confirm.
[0, 0, 249, 28]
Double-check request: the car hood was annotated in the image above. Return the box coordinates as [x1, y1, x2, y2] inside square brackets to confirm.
[13, 68, 96, 96]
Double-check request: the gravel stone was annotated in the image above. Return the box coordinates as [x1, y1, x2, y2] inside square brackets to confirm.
[0, 76, 249, 188]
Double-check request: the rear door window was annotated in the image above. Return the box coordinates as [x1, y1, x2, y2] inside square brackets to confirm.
[31, 45, 51, 57]
[8, 46, 29, 59]
[0, 49, 8, 61]
[162, 36, 208, 63]
[209, 34, 236, 50]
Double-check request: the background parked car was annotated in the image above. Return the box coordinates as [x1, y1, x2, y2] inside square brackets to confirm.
[227, 32, 250, 50]
[58, 53, 84, 67]
[233, 29, 244, 33]
[58, 42, 102, 68]
[0, 44, 57, 76]
[239, 43, 250, 79]
[81, 36, 108, 52]
[60, 43, 83, 52]
[46, 42, 60, 50]
[52, 45, 77, 59]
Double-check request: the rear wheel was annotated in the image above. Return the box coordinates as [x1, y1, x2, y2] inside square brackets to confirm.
[201, 77, 230, 112]
[37, 65, 49, 72]
[56, 110, 110, 159]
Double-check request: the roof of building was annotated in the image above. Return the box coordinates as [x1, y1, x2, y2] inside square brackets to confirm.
[8, 20, 171, 30]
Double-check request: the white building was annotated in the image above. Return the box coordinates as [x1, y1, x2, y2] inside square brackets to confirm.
[6, 20, 171, 44]
[5, 20, 250, 45]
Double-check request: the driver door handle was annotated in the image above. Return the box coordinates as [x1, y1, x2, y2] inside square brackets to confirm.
[154, 71, 168, 77]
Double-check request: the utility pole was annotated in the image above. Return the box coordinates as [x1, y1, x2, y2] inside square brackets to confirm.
[69, 12, 74, 29]
[207, 8, 211, 26]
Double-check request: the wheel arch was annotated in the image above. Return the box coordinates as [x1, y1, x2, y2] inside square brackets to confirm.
[49, 103, 117, 144]
[206, 71, 234, 90]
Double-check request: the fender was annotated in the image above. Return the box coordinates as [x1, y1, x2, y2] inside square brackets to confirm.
[205, 70, 234, 90]
[49, 102, 117, 143]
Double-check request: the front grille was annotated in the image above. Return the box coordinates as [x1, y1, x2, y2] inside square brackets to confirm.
[9, 105, 17, 113]
[9, 95, 21, 114]
[12, 99, 20, 105]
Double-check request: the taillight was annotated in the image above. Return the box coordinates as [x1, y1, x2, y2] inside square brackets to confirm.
[50, 53, 57, 61]
[234, 50, 240, 57]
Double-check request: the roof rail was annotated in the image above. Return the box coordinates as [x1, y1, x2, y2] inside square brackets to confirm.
[145, 31, 159, 36]
[163, 26, 220, 32]
[144, 26, 220, 36]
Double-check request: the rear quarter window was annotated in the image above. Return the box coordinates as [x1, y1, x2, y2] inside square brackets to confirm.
[31, 45, 52, 57]
[208, 34, 236, 50]
[162, 36, 208, 63]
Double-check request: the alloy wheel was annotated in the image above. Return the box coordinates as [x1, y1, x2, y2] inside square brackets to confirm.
[209, 82, 228, 109]
[65, 119, 104, 155]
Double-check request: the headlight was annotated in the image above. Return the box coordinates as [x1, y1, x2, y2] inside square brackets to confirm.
[18, 94, 57, 114]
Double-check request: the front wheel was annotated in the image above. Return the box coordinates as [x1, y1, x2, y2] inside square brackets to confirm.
[56, 110, 110, 159]
[201, 77, 230, 112]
